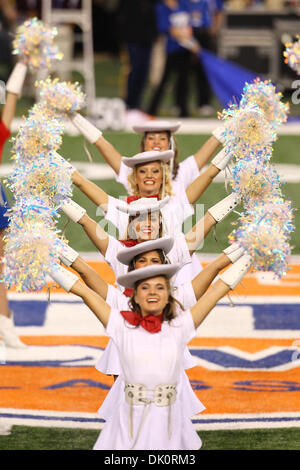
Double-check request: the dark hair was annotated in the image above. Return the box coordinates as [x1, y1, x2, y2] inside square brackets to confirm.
[128, 249, 170, 272]
[129, 276, 183, 323]
[141, 131, 179, 179]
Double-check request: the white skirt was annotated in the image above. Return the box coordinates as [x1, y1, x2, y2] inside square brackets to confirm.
[93, 372, 204, 450]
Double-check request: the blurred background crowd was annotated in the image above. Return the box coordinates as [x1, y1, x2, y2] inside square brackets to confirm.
[1, 0, 300, 120]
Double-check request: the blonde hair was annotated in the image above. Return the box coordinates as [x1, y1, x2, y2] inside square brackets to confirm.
[127, 162, 173, 198]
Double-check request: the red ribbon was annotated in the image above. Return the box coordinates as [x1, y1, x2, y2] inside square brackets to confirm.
[123, 288, 134, 297]
[126, 194, 159, 204]
[120, 310, 163, 333]
[119, 239, 140, 247]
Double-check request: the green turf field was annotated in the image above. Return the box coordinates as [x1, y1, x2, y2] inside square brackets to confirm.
[0, 425, 299, 450]
[0, 57, 299, 452]
[1, 131, 299, 254]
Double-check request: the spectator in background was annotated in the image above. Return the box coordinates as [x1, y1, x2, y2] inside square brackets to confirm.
[147, 0, 199, 118]
[0, 0, 18, 81]
[188, 0, 224, 116]
[116, 0, 158, 115]
[15, 0, 41, 19]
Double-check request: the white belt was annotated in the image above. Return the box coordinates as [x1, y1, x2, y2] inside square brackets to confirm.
[124, 382, 177, 449]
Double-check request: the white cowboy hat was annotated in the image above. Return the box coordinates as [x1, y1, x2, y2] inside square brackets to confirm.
[117, 236, 174, 266]
[115, 196, 169, 216]
[117, 263, 180, 289]
[122, 150, 174, 168]
[132, 120, 181, 134]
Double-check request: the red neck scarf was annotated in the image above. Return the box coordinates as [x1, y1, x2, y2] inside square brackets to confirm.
[126, 194, 159, 204]
[120, 310, 163, 333]
[119, 239, 140, 247]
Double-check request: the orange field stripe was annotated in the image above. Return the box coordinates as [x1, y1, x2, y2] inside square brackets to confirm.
[20, 336, 299, 353]
[6, 261, 300, 296]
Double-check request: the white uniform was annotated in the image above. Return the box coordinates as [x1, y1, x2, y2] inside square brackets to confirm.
[105, 232, 193, 290]
[116, 155, 200, 195]
[104, 187, 194, 240]
[93, 308, 203, 450]
[96, 282, 197, 375]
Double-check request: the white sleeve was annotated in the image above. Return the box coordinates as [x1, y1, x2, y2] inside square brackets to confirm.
[170, 233, 191, 266]
[173, 282, 196, 310]
[106, 284, 129, 310]
[175, 155, 199, 189]
[161, 194, 194, 238]
[172, 310, 196, 345]
[105, 195, 129, 236]
[172, 186, 194, 220]
[105, 308, 123, 341]
[105, 236, 127, 279]
[115, 159, 131, 192]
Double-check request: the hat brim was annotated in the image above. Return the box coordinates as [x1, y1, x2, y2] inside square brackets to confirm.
[117, 236, 174, 265]
[122, 150, 174, 168]
[117, 264, 180, 289]
[132, 121, 181, 134]
[115, 196, 169, 216]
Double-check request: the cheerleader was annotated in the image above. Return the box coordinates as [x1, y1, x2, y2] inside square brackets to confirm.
[59, 187, 239, 288]
[0, 60, 28, 348]
[70, 146, 232, 233]
[56, 236, 244, 379]
[69, 115, 226, 197]
[57, 236, 244, 316]
[95, 238, 244, 378]
[48, 256, 252, 450]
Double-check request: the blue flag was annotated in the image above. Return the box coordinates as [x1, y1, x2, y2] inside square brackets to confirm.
[200, 49, 262, 107]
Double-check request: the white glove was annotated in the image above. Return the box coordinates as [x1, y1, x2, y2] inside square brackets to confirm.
[223, 243, 245, 263]
[219, 254, 251, 290]
[208, 193, 240, 223]
[212, 124, 226, 145]
[50, 151, 76, 174]
[71, 112, 102, 144]
[58, 242, 79, 267]
[49, 264, 79, 292]
[6, 62, 27, 96]
[60, 198, 86, 223]
[211, 148, 234, 171]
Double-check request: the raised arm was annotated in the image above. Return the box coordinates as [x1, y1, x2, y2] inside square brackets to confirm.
[50, 264, 111, 328]
[70, 112, 122, 174]
[191, 244, 245, 300]
[57, 242, 109, 299]
[77, 213, 109, 257]
[190, 254, 251, 329]
[58, 198, 109, 256]
[185, 147, 233, 205]
[2, 61, 28, 129]
[72, 170, 109, 209]
[71, 255, 109, 299]
[185, 192, 240, 255]
[193, 135, 222, 171]
[94, 135, 122, 175]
